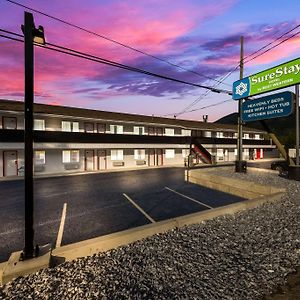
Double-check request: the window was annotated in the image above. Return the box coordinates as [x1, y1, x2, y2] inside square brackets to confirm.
[204, 131, 211, 138]
[182, 149, 190, 158]
[181, 129, 191, 136]
[84, 122, 94, 133]
[134, 149, 145, 160]
[35, 150, 45, 165]
[62, 121, 79, 132]
[244, 133, 250, 139]
[3, 117, 17, 129]
[134, 126, 145, 135]
[216, 132, 223, 138]
[165, 128, 174, 136]
[110, 125, 123, 134]
[165, 149, 175, 158]
[72, 122, 79, 132]
[62, 150, 80, 163]
[62, 121, 71, 132]
[255, 134, 260, 140]
[34, 119, 45, 130]
[97, 123, 106, 133]
[111, 149, 123, 161]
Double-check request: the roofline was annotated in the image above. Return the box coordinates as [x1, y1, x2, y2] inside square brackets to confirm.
[0, 99, 266, 133]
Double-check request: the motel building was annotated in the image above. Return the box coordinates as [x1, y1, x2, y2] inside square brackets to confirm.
[0, 100, 276, 178]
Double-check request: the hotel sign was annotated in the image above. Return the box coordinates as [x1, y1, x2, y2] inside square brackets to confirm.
[242, 91, 294, 122]
[233, 57, 300, 100]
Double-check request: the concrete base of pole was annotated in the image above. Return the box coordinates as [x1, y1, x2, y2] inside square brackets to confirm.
[288, 165, 300, 181]
[235, 160, 247, 173]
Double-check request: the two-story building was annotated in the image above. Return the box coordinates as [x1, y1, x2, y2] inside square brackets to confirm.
[0, 99, 275, 177]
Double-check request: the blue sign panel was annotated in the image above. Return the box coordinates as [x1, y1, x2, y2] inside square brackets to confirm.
[242, 91, 294, 122]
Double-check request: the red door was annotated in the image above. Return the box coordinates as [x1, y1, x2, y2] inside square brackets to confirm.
[256, 149, 260, 159]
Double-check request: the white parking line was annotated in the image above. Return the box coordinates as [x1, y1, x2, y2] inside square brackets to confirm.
[55, 203, 67, 248]
[165, 187, 213, 209]
[123, 193, 156, 223]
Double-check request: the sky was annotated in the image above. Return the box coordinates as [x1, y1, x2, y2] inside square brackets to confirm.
[1, 0, 300, 122]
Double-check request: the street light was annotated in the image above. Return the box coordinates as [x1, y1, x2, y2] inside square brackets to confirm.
[21, 11, 45, 260]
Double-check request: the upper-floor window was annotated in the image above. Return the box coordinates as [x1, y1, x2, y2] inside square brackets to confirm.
[111, 149, 123, 160]
[204, 131, 211, 138]
[216, 132, 223, 138]
[249, 133, 255, 139]
[110, 125, 123, 134]
[244, 133, 250, 139]
[134, 149, 146, 160]
[34, 150, 45, 165]
[62, 121, 79, 132]
[165, 128, 174, 136]
[223, 132, 234, 138]
[134, 126, 145, 135]
[62, 150, 80, 163]
[84, 122, 94, 133]
[97, 123, 106, 133]
[34, 119, 45, 130]
[181, 129, 191, 136]
[2, 116, 17, 129]
[165, 149, 175, 158]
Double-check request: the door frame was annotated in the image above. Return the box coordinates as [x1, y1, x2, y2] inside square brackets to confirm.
[98, 149, 107, 170]
[148, 149, 156, 166]
[156, 149, 163, 166]
[3, 150, 18, 176]
[84, 149, 94, 171]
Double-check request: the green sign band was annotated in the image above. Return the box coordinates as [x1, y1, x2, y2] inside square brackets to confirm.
[233, 57, 300, 100]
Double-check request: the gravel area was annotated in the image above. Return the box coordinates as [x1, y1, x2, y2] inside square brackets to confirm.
[1, 168, 300, 299]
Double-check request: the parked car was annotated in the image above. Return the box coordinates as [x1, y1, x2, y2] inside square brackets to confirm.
[271, 160, 289, 173]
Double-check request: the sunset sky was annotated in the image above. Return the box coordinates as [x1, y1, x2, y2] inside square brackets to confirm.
[1, 0, 300, 121]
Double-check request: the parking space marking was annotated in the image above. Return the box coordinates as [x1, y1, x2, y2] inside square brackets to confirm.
[55, 202, 67, 248]
[123, 193, 156, 223]
[165, 187, 213, 209]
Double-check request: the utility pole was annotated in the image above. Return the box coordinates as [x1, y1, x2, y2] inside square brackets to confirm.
[23, 11, 35, 259]
[236, 36, 245, 172]
[22, 12, 45, 259]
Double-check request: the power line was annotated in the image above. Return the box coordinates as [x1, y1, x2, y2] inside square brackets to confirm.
[0, 29, 232, 95]
[244, 29, 300, 64]
[243, 23, 300, 61]
[173, 23, 300, 117]
[163, 98, 232, 116]
[5, 0, 231, 87]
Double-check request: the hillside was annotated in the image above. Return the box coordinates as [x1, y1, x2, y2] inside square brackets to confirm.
[215, 113, 298, 148]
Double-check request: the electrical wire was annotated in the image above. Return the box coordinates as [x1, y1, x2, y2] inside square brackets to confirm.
[4, 0, 231, 87]
[0, 29, 232, 94]
[173, 24, 300, 117]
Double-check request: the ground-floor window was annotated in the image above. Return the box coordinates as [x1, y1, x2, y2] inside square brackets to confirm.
[134, 149, 145, 160]
[111, 149, 123, 160]
[62, 150, 80, 163]
[165, 149, 175, 158]
[34, 150, 46, 165]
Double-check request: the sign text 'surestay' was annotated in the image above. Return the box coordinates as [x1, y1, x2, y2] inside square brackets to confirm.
[232, 57, 300, 100]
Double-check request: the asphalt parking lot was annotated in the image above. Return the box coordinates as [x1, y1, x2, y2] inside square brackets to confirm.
[0, 167, 246, 262]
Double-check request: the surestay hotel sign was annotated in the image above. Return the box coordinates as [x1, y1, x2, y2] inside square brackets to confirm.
[233, 57, 300, 100]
